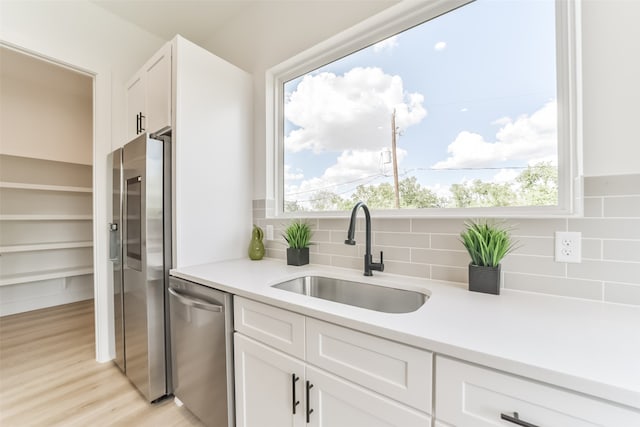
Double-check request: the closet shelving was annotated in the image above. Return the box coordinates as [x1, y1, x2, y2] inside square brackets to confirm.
[0, 155, 94, 288]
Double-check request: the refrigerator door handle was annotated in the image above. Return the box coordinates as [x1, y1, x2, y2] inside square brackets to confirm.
[108, 223, 119, 261]
[168, 287, 224, 313]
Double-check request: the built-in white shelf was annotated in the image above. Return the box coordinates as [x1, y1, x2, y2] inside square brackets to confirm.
[0, 214, 92, 221]
[0, 241, 93, 254]
[0, 266, 94, 287]
[0, 181, 92, 193]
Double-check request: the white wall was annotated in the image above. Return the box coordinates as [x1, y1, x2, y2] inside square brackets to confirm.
[0, 0, 164, 362]
[0, 47, 93, 164]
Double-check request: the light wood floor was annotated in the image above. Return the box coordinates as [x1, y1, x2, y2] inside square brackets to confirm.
[0, 300, 205, 427]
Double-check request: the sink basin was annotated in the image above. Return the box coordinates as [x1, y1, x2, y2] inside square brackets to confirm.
[272, 276, 428, 313]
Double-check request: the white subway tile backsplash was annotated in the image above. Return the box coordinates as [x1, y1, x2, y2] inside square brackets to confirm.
[569, 218, 640, 239]
[330, 255, 362, 271]
[382, 260, 430, 278]
[603, 282, 640, 305]
[370, 245, 411, 262]
[603, 240, 640, 262]
[411, 218, 465, 234]
[511, 236, 554, 257]
[370, 218, 411, 232]
[318, 218, 350, 231]
[411, 248, 469, 267]
[603, 196, 640, 217]
[432, 265, 468, 284]
[503, 273, 603, 300]
[568, 260, 640, 283]
[501, 254, 566, 277]
[509, 218, 567, 236]
[310, 230, 332, 243]
[310, 253, 332, 266]
[583, 197, 603, 217]
[584, 174, 640, 196]
[376, 232, 429, 248]
[253, 173, 640, 306]
[582, 239, 603, 260]
[430, 234, 464, 251]
[316, 242, 359, 258]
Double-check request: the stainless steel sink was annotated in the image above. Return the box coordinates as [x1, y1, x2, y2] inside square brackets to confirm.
[272, 276, 428, 313]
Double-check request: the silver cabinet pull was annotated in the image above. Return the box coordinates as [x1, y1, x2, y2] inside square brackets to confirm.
[168, 287, 223, 312]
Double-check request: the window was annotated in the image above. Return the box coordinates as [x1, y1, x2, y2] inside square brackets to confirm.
[268, 0, 581, 217]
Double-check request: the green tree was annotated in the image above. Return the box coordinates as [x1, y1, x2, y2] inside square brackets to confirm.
[350, 183, 396, 209]
[284, 199, 304, 212]
[450, 183, 473, 208]
[449, 180, 516, 208]
[309, 190, 345, 211]
[516, 162, 557, 206]
[399, 176, 443, 208]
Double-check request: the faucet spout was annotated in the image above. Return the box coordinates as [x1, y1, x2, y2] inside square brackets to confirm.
[344, 202, 384, 276]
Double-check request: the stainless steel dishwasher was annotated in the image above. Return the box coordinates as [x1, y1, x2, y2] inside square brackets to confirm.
[168, 276, 234, 427]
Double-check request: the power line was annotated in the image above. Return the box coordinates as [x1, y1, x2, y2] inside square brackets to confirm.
[289, 174, 386, 202]
[285, 172, 384, 196]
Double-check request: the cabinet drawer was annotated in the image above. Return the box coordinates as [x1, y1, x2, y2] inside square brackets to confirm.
[306, 318, 432, 413]
[435, 356, 640, 427]
[234, 296, 305, 359]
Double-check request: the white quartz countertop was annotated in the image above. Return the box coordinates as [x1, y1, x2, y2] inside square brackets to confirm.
[170, 258, 640, 410]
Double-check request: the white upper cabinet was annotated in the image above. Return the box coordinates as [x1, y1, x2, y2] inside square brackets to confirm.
[125, 42, 171, 141]
[124, 35, 252, 269]
[144, 44, 171, 135]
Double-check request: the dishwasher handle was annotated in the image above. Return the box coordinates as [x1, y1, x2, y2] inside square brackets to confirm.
[168, 287, 224, 313]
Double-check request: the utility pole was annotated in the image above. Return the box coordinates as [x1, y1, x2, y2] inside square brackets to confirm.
[391, 109, 400, 208]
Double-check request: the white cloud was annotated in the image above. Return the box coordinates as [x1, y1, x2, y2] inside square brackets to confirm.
[373, 35, 399, 53]
[434, 41, 447, 51]
[285, 149, 407, 200]
[284, 164, 304, 181]
[284, 67, 426, 153]
[432, 100, 557, 170]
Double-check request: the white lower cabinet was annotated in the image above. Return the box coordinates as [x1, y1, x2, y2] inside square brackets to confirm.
[234, 297, 640, 427]
[233, 297, 432, 427]
[435, 356, 640, 427]
[306, 365, 430, 427]
[235, 333, 305, 427]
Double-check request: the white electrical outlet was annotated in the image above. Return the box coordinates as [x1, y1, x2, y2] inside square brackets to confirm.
[555, 231, 582, 263]
[266, 225, 274, 240]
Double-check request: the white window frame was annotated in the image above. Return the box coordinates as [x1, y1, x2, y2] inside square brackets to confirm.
[266, 0, 582, 219]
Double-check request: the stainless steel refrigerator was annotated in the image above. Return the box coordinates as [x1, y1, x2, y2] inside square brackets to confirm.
[108, 131, 172, 402]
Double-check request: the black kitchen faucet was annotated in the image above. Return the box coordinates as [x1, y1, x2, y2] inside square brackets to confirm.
[345, 201, 384, 276]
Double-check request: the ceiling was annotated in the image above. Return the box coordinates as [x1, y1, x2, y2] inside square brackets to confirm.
[90, 1, 258, 46]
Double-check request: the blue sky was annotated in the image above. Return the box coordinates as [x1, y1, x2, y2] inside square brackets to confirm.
[283, 0, 557, 205]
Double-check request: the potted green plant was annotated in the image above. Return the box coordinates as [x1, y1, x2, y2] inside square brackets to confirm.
[283, 220, 313, 266]
[460, 220, 517, 295]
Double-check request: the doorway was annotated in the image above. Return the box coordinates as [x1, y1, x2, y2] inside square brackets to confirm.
[0, 45, 95, 316]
